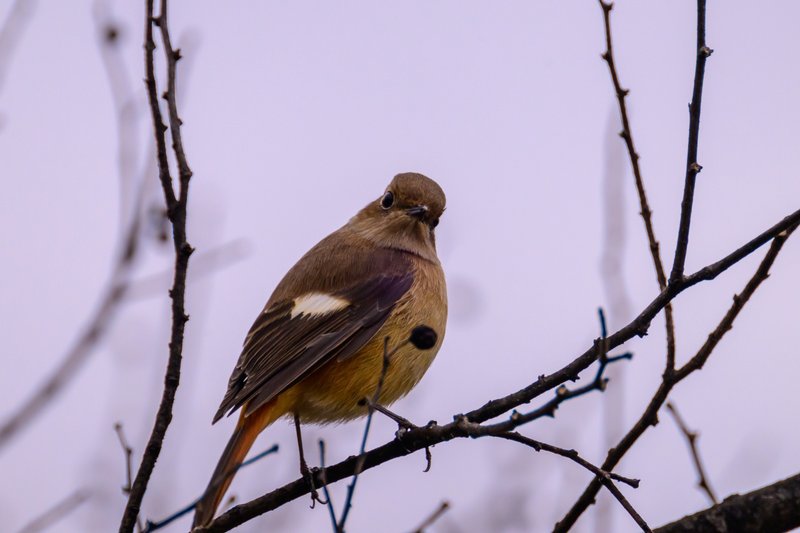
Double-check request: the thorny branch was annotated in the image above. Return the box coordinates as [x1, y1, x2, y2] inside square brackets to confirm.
[666, 402, 717, 505]
[193, 205, 799, 533]
[118, 0, 194, 531]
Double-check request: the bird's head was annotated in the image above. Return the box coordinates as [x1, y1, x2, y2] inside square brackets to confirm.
[348, 172, 446, 261]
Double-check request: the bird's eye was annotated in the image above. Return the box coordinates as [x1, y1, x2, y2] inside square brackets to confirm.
[380, 191, 394, 210]
[430, 218, 439, 229]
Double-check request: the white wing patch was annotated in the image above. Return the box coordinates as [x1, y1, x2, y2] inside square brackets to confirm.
[290, 293, 350, 318]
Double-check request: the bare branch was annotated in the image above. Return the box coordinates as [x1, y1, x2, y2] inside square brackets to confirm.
[495, 428, 652, 533]
[118, 0, 194, 530]
[655, 472, 800, 533]
[462, 204, 800, 428]
[554, 228, 794, 532]
[494, 432, 640, 490]
[155, 0, 192, 204]
[114, 423, 144, 532]
[114, 423, 135, 495]
[192, 209, 798, 532]
[666, 402, 718, 505]
[597, 0, 677, 371]
[670, 0, 712, 283]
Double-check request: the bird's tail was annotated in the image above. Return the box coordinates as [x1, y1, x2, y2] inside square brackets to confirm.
[192, 401, 280, 529]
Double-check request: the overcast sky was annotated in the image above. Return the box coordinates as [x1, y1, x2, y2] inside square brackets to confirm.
[1, 1, 799, 532]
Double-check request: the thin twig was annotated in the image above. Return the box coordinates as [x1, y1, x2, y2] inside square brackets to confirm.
[495, 432, 649, 531]
[554, 228, 794, 532]
[666, 402, 718, 504]
[410, 501, 450, 533]
[155, 2, 192, 204]
[670, 0, 712, 283]
[16, 489, 90, 533]
[495, 432, 639, 488]
[597, 0, 677, 373]
[491, 310, 631, 431]
[118, 0, 194, 530]
[114, 423, 144, 532]
[114, 423, 134, 494]
[318, 440, 340, 533]
[193, 210, 799, 533]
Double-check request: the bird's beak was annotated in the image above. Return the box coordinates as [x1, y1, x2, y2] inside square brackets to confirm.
[405, 205, 429, 220]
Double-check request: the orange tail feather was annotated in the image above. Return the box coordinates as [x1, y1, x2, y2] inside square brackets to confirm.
[192, 401, 280, 528]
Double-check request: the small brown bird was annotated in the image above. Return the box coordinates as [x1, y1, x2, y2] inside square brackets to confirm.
[192, 172, 448, 527]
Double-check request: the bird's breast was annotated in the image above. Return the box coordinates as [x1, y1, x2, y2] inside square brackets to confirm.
[291, 256, 447, 423]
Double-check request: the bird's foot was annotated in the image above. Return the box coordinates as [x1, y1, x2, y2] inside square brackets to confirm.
[300, 461, 328, 508]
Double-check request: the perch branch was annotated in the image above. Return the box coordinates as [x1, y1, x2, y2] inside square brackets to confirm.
[194, 212, 798, 533]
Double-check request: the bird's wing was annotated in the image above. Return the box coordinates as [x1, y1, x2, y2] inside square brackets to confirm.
[212, 272, 413, 423]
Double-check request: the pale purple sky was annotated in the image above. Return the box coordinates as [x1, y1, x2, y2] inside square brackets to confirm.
[1, 2, 799, 532]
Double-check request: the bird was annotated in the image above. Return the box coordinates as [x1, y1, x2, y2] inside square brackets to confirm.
[192, 172, 448, 528]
